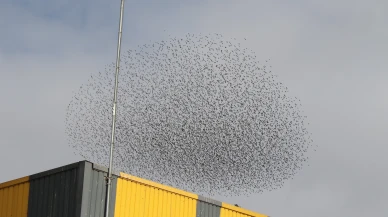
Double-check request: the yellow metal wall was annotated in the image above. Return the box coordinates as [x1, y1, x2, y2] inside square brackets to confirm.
[220, 203, 268, 217]
[0, 177, 30, 217]
[114, 172, 198, 217]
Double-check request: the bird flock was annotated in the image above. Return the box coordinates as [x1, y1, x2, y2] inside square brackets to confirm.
[65, 33, 313, 197]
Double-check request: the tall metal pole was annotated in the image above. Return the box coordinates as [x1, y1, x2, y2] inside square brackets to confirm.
[105, 0, 125, 217]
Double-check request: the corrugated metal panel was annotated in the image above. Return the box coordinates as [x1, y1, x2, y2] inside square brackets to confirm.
[220, 203, 268, 217]
[196, 196, 221, 217]
[1, 160, 269, 217]
[79, 162, 117, 217]
[0, 176, 30, 217]
[114, 172, 198, 217]
[26, 162, 84, 217]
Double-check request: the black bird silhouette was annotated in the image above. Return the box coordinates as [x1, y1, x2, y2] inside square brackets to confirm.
[65, 33, 314, 197]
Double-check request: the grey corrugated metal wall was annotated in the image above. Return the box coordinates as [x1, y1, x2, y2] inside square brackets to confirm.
[196, 195, 222, 217]
[26, 161, 117, 217]
[79, 162, 117, 217]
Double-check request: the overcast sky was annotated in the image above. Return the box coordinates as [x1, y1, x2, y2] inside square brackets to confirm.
[1, 0, 387, 216]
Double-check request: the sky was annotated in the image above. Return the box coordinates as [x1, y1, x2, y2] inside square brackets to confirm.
[1, 0, 387, 216]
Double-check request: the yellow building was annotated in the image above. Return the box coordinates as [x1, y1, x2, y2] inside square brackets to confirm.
[0, 161, 268, 217]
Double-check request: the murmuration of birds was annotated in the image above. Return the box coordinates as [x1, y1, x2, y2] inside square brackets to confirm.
[65, 33, 314, 197]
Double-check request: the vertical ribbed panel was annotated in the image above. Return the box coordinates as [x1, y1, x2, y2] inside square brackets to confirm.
[114, 174, 198, 217]
[79, 162, 117, 217]
[1, 161, 268, 217]
[0, 177, 29, 217]
[196, 196, 221, 217]
[27, 162, 84, 217]
[220, 203, 268, 217]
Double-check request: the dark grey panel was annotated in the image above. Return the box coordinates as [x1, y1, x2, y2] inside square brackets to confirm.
[25, 161, 118, 217]
[80, 162, 93, 217]
[27, 161, 84, 217]
[79, 162, 117, 217]
[75, 161, 87, 217]
[196, 195, 221, 217]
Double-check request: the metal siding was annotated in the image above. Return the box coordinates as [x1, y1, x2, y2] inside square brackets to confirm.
[53, 170, 63, 217]
[220, 203, 268, 217]
[1, 161, 268, 217]
[196, 200, 220, 217]
[74, 161, 86, 217]
[79, 162, 117, 217]
[196, 195, 221, 217]
[80, 161, 92, 217]
[114, 173, 198, 217]
[0, 177, 29, 217]
[63, 170, 71, 217]
[27, 162, 83, 217]
[109, 174, 118, 217]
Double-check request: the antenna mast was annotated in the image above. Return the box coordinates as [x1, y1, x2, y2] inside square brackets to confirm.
[105, 0, 125, 216]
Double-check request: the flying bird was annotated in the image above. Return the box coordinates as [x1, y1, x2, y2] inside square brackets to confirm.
[65, 33, 314, 197]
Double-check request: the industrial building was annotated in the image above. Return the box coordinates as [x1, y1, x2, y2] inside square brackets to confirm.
[0, 160, 267, 217]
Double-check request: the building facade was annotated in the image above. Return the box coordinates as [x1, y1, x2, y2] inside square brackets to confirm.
[0, 161, 267, 217]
